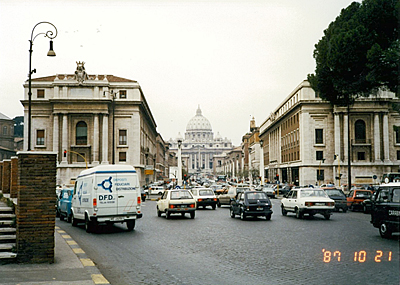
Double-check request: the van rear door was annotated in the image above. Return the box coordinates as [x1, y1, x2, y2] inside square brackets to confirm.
[116, 171, 140, 216]
[95, 173, 118, 216]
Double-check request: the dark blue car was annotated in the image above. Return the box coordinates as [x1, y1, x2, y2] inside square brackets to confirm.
[57, 188, 73, 222]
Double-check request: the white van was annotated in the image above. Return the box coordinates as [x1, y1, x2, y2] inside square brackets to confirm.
[71, 165, 142, 232]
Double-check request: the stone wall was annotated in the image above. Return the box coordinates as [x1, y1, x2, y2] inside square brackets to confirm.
[10, 156, 18, 199]
[16, 152, 57, 263]
[1, 159, 10, 195]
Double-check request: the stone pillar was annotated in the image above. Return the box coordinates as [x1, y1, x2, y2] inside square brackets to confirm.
[0, 161, 3, 190]
[374, 113, 381, 161]
[102, 114, 109, 164]
[16, 152, 57, 263]
[10, 156, 18, 198]
[93, 114, 99, 164]
[343, 114, 349, 162]
[61, 114, 68, 163]
[2, 159, 11, 195]
[334, 113, 341, 160]
[53, 114, 59, 155]
[383, 113, 390, 161]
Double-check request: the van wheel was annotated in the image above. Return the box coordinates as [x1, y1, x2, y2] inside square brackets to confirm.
[379, 222, 392, 238]
[85, 215, 94, 233]
[126, 220, 135, 231]
[71, 215, 78, 227]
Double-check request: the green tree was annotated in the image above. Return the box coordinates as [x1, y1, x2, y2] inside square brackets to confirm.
[308, 0, 399, 104]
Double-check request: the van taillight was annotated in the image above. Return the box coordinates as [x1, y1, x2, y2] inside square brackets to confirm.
[93, 198, 97, 207]
[138, 196, 141, 204]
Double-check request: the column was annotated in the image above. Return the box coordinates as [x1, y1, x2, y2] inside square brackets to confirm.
[93, 114, 99, 164]
[53, 114, 59, 155]
[61, 114, 68, 164]
[383, 113, 390, 161]
[343, 113, 348, 163]
[102, 114, 109, 164]
[374, 113, 381, 161]
[334, 113, 341, 160]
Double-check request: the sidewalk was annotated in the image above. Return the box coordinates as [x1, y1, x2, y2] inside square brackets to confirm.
[0, 227, 110, 285]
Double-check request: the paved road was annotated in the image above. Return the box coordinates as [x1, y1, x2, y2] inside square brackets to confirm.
[56, 198, 400, 285]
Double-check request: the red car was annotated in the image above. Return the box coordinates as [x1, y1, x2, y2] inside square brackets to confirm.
[347, 189, 373, 211]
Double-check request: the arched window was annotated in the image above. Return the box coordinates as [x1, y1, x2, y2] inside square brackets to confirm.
[76, 121, 87, 145]
[355, 120, 366, 143]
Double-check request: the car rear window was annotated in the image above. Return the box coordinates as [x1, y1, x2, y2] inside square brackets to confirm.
[355, 191, 371, 198]
[392, 189, 400, 203]
[171, 190, 192, 200]
[300, 190, 328, 198]
[325, 189, 345, 197]
[246, 192, 268, 201]
[199, 190, 214, 196]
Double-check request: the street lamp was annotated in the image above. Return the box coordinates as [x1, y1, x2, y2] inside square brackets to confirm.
[259, 140, 264, 186]
[27, 22, 57, 151]
[177, 140, 183, 186]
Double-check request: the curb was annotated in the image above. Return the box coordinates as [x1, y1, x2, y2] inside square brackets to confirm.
[55, 226, 110, 285]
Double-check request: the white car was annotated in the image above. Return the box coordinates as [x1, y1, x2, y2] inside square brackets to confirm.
[157, 189, 196, 219]
[148, 185, 165, 195]
[281, 188, 335, 219]
[190, 188, 218, 209]
[260, 185, 276, 198]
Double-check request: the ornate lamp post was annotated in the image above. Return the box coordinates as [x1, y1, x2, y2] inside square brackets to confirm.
[27, 22, 57, 151]
[177, 140, 183, 186]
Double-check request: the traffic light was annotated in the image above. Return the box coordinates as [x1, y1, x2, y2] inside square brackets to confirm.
[64, 150, 67, 157]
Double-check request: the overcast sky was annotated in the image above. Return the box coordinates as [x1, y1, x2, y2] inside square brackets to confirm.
[0, 0, 357, 146]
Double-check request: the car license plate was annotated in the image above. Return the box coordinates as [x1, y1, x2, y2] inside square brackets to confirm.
[315, 203, 325, 206]
[111, 217, 124, 221]
[257, 207, 263, 210]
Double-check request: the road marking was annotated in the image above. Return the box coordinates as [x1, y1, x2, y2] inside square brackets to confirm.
[81, 258, 95, 266]
[61, 234, 71, 239]
[67, 240, 77, 245]
[91, 274, 110, 284]
[73, 248, 85, 254]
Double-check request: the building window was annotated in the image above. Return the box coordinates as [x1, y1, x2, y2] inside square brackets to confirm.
[397, 150, 400, 160]
[36, 129, 45, 145]
[119, 90, 127, 99]
[315, 129, 323, 144]
[317, 169, 324, 181]
[395, 126, 400, 144]
[316, 151, 324, 160]
[119, 130, 127, 145]
[119, 152, 127, 162]
[76, 121, 87, 145]
[357, 152, 365, 161]
[355, 120, 366, 143]
[37, 89, 45, 98]
[2, 126, 7, 135]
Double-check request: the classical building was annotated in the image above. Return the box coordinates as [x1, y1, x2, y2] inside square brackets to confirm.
[259, 80, 400, 187]
[169, 106, 233, 177]
[0, 113, 16, 160]
[21, 62, 162, 186]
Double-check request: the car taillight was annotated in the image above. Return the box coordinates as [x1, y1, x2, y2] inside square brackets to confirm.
[213, 198, 217, 201]
[93, 198, 97, 207]
[138, 196, 141, 205]
[198, 199, 203, 202]
[327, 202, 335, 206]
[169, 204, 175, 209]
[305, 202, 314, 206]
[189, 204, 195, 208]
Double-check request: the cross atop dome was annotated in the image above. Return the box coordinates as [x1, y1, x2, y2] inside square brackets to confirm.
[196, 105, 202, 116]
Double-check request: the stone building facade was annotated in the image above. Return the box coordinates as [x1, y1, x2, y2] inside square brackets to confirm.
[259, 80, 400, 187]
[21, 62, 160, 186]
[169, 106, 233, 177]
[0, 113, 16, 160]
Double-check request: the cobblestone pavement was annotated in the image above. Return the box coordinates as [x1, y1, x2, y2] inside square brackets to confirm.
[56, 198, 400, 285]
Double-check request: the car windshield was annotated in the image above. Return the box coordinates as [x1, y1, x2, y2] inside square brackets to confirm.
[246, 192, 268, 201]
[325, 189, 345, 197]
[355, 191, 371, 198]
[300, 189, 328, 198]
[199, 190, 214, 196]
[170, 190, 192, 200]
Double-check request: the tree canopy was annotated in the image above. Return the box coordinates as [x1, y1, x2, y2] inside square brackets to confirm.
[308, 0, 399, 106]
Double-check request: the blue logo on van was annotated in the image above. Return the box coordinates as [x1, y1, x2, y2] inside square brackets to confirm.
[78, 183, 83, 205]
[98, 177, 113, 193]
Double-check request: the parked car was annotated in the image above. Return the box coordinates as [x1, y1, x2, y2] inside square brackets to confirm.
[57, 188, 73, 222]
[156, 189, 196, 219]
[230, 191, 273, 220]
[274, 184, 292, 196]
[281, 188, 335, 219]
[190, 188, 218, 209]
[370, 182, 400, 238]
[217, 186, 247, 207]
[346, 189, 373, 211]
[323, 187, 348, 212]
